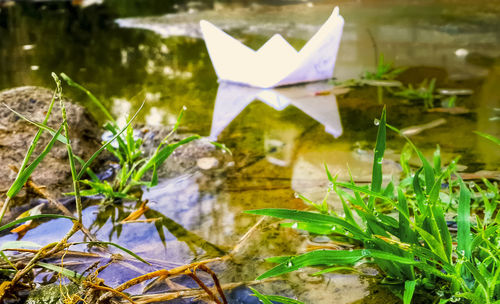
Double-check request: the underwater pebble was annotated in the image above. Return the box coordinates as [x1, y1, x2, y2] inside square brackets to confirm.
[196, 157, 219, 170]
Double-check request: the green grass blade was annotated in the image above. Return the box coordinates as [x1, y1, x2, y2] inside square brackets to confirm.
[0, 241, 41, 251]
[280, 222, 336, 235]
[133, 135, 200, 182]
[73, 155, 99, 182]
[266, 256, 293, 264]
[245, 208, 367, 239]
[6, 124, 64, 198]
[404, 280, 417, 304]
[0, 214, 75, 232]
[463, 261, 490, 300]
[36, 261, 83, 282]
[76, 101, 144, 180]
[257, 250, 368, 280]
[397, 188, 414, 243]
[422, 157, 435, 194]
[104, 123, 131, 161]
[366, 249, 420, 265]
[412, 168, 427, 214]
[400, 143, 413, 177]
[334, 182, 412, 224]
[75, 241, 150, 265]
[266, 295, 305, 304]
[335, 182, 397, 206]
[470, 225, 498, 251]
[369, 107, 386, 208]
[2, 103, 68, 144]
[15, 83, 58, 177]
[409, 246, 455, 275]
[414, 226, 448, 261]
[54, 72, 82, 221]
[0, 251, 16, 270]
[457, 178, 472, 259]
[210, 141, 232, 155]
[432, 205, 452, 263]
[60, 73, 115, 123]
[249, 288, 274, 304]
[474, 131, 500, 146]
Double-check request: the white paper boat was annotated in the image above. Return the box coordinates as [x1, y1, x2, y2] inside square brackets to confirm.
[200, 7, 344, 88]
[209, 82, 342, 140]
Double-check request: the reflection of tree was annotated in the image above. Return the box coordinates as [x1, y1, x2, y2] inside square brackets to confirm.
[146, 208, 226, 258]
[0, 2, 217, 127]
[104, 0, 213, 17]
[88, 202, 225, 259]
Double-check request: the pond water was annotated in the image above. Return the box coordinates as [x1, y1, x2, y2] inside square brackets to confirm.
[0, 0, 499, 303]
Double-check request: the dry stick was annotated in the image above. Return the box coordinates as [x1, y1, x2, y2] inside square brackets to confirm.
[8, 237, 73, 287]
[102, 217, 267, 302]
[130, 279, 277, 304]
[98, 258, 225, 302]
[10, 166, 98, 243]
[115, 259, 222, 292]
[85, 281, 137, 304]
[230, 216, 266, 256]
[195, 264, 228, 304]
[184, 268, 222, 304]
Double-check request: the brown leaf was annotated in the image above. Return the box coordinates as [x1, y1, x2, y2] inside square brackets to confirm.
[120, 200, 150, 224]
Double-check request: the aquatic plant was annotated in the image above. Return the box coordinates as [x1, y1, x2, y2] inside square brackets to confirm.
[335, 54, 405, 87]
[0, 74, 151, 301]
[392, 78, 437, 108]
[335, 55, 470, 108]
[61, 73, 200, 201]
[334, 54, 404, 103]
[246, 108, 500, 303]
[363, 54, 407, 81]
[0, 74, 230, 303]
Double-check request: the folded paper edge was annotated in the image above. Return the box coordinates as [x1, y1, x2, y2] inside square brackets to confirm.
[200, 6, 344, 88]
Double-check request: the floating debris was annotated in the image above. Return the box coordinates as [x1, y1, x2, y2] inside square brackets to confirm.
[401, 118, 447, 136]
[427, 107, 472, 115]
[437, 88, 474, 96]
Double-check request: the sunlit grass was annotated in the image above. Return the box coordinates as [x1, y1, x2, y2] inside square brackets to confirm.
[247, 108, 500, 303]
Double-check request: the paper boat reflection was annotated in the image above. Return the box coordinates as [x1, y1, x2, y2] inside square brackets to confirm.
[209, 82, 343, 141]
[200, 7, 344, 88]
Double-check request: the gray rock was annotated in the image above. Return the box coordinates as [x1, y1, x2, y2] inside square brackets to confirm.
[0, 86, 101, 203]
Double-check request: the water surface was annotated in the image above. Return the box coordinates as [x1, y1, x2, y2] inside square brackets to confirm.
[0, 0, 499, 302]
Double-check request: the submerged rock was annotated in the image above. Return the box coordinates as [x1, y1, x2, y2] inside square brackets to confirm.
[138, 126, 233, 183]
[0, 86, 101, 208]
[227, 286, 268, 304]
[25, 283, 78, 304]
